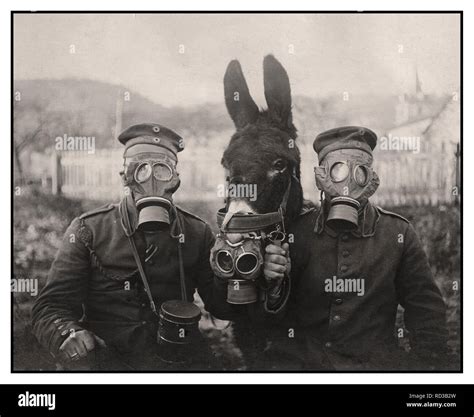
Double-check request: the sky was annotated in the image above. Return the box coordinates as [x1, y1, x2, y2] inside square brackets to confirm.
[14, 13, 461, 107]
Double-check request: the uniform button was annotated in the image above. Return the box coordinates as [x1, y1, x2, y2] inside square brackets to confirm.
[141, 321, 147, 325]
[340, 265, 348, 273]
[335, 298, 343, 305]
[341, 234, 349, 242]
[342, 250, 350, 257]
[53, 318, 62, 324]
[333, 315, 341, 322]
[325, 342, 332, 348]
[61, 330, 69, 336]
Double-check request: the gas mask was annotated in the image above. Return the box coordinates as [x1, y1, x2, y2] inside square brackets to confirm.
[314, 149, 380, 231]
[121, 152, 180, 231]
[210, 213, 286, 304]
[210, 176, 291, 305]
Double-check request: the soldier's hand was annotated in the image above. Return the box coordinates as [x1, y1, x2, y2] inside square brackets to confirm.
[264, 242, 291, 287]
[58, 329, 107, 362]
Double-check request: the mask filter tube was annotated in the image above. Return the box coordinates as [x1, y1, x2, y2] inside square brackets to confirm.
[136, 197, 172, 231]
[326, 196, 360, 231]
[227, 279, 258, 305]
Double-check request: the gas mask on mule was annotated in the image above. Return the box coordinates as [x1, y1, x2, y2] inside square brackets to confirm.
[210, 179, 291, 305]
[313, 126, 379, 232]
[210, 223, 286, 304]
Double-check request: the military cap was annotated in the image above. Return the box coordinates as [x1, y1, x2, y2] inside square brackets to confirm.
[118, 123, 184, 159]
[313, 126, 377, 162]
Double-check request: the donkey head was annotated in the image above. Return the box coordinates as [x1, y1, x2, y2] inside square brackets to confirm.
[222, 55, 303, 222]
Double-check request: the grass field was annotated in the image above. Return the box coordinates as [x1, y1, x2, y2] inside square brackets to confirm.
[13, 187, 460, 370]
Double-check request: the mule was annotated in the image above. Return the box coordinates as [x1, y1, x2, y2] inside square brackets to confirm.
[221, 54, 304, 224]
[219, 55, 308, 369]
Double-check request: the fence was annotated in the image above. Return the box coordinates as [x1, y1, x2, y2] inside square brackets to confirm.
[54, 143, 459, 207]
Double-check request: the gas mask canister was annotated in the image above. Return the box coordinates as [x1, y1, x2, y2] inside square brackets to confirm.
[313, 127, 380, 232]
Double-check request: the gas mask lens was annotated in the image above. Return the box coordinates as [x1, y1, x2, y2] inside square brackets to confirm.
[215, 249, 259, 276]
[134, 161, 174, 183]
[330, 162, 350, 182]
[354, 165, 369, 186]
[135, 162, 153, 183]
[153, 162, 173, 181]
[216, 250, 234, 274]
[235, 252, 259, 275]
[328, 161, 370, 186]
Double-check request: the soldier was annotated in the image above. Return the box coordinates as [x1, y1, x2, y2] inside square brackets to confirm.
[32, 123, 228, 370]
[263, 126, 449, 370]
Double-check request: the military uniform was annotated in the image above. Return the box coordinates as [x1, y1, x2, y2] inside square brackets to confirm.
[32, 123, 229, 370]
[260, 201, 449, 371]
[234, 126, 450, 371]
[31, 196, 229, 370]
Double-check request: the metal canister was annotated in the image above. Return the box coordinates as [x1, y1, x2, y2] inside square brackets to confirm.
[158, 300, 202, 344]
[157, 300, 202, 363]
[226, 279, 258, 304]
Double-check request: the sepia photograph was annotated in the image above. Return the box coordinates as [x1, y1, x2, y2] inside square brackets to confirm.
[12, 11, 461, 372]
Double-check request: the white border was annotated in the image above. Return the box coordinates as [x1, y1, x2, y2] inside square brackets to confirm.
[3, 0, 470, 385]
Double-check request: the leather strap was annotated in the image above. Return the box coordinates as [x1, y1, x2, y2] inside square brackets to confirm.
[216, 209, 283, 233]
[217, 174, 295, 233]
[128, 233, 159, 316]
[170, 205, 188, 301]
[120, 197, 189, 315]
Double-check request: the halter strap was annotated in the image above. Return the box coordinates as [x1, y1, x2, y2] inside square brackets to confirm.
[217, 173, 295, 233]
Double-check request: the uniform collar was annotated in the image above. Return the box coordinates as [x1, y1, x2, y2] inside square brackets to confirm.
[314, 200, 380, 238]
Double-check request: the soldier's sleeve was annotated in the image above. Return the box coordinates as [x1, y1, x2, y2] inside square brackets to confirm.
[194, 223, 235, 320]
[395, 222, 449, 366]
[31, 217, 90, 357]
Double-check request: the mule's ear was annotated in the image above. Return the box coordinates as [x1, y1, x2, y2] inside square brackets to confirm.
[263, 55, 295, 136]
[224, 60, 259, 129]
